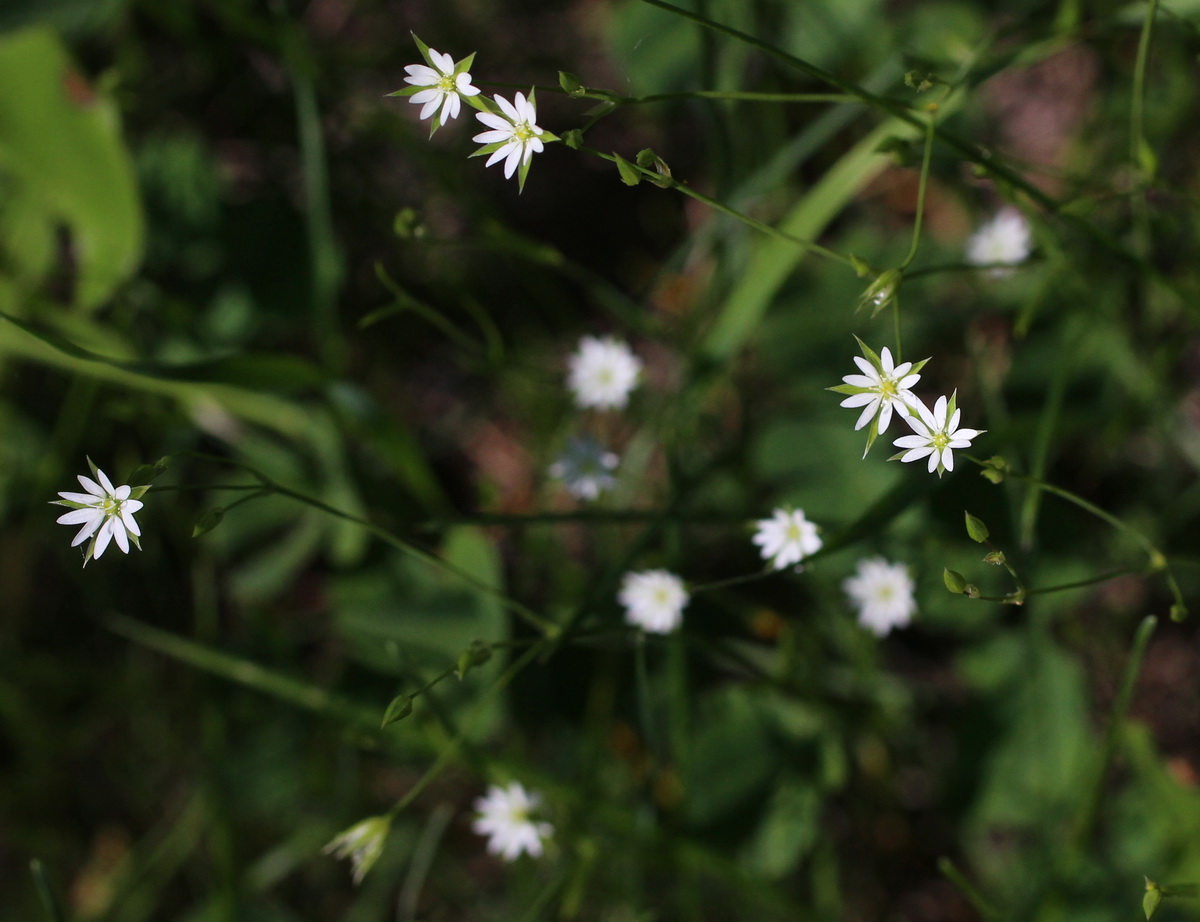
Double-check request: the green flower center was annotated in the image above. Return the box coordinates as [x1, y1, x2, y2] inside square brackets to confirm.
[785, 523, 802, 542]
[879, 377, 898, 398]
[436, 74, 457, 94]
[101, 495, 122, 517]
[930, 431, 950, 451]
[514, 122, 537, 142]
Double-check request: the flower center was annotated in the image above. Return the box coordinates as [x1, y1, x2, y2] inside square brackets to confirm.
[101, 495, 122, 517]
[879, 377, 898, 398]
[436, 74, 457, 94]
[785, 523, 802, 542]
[930, 431, 950, 451]
[514, 122, 537, 142]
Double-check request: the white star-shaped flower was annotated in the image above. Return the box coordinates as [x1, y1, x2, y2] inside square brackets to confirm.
[566, 336, 643, 410]
[52, 465, 145, 564]
[473, 92, 546, 184]
[549, 436, 619, 501]
[403, 46, 481, 125]
[843, 557, 916, 636]
[891, 392, 983, 476]
[965, 208, 1031, 276]
[472, 782, 553, 861]
[619, 569, 688, 634]
[828, 340, 928, 457]
[752, 508, 822, 571]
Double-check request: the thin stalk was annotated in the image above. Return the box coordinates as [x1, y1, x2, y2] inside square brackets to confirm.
[900, 108, 938, 270]
[1072, 616, 1157, 850]
[937, 857, 1003, 922]
[581, 146, 853, 267]
[1130, 0, 1161, 177]
[30, 860, 66, 922]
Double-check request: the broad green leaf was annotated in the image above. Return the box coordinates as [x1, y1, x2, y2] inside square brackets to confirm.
[0, 27, 143, 308]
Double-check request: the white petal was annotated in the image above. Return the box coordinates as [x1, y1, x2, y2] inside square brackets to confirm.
[947, 408, 962, 432]
[93, 520, 114, 559]
[57, 508, 100, 525]
[854, 400, 878, 431]
[852, 356, 875, 377]
[410, 87, 440, 105]
[72, 520, 100, 547]
[404, 64, 440, 84]
[927, 451, 941, 473]
[475, 112, 511, 131]
[419, 93, 442, 121]
[485, 141, 516, 168]
[495, 94, 520, 122]
[429, 49, 454, 75]
[879, 347, 895, 373]
[96, 469, 117, 496]
[58, 491, 100, 505]
[456, 73, 480, 96]
[113, 484, 131, 501]
[897, 373, 920, 389]
[473, 128, 513, 145]
[877, 401, 893, 433]
[113, 522, 130, 554]
[440, 92, 458, 122]
[121, 508, 142, 537]
[894, 435, 931, 449]
[840, 392, 876, 408]
[900, 447, 934, 464]
[526, 136, 544, 155]
[502, 142, 523, 178]
[941, 448, 955, 472]
[841, 374, 875, 388]
[78, 475, 105, 497]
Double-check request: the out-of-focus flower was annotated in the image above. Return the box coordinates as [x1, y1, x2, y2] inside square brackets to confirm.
[566, 336, 643, 410]
[472, 782, 553, 861]
[324, 815, 392, 884]
[752, 508, 822, 571]
[619, 569, 688, 634]
[843, 557, 916, 635]
[549, 436, 619, 500]
[52, 465, 145, 565]
[965, 208, 1031, 276]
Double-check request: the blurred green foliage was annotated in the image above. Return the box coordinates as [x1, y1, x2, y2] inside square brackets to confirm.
[1, 0, 1200, 920]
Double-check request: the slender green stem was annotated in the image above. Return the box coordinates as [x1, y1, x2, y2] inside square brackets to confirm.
[690, 570, 777, 594]
[581, 146, 853, 266]
[892, 298, 904, 364]
[30, 860, 66, 922]
[1130, 0, 1161, 176]
[178, 451, 558, 636]
[628, 90, 857, 105]
[900, 108, 937, 270]
[1073, 616, 1157, 850]
[387, 643, 544, 819]
[937, 857, 1003, 922]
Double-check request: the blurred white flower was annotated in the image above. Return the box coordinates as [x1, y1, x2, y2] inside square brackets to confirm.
[891, 392, 983, 476]
[473, 91, 546, 181]
[832, 344, 923, 439]
[549, 436, 619, 500]
[619, 569, 688, 634]
[843, 557, 916, 636]
[752, 507, 822, 570]
[566, 336, 643, 410]
[324, 815, 391, 884]
[403, 47, 480, 124]
[965, 208, 1031, 276]
[52, 466, 144, 564]
[473, 782, 553, 861]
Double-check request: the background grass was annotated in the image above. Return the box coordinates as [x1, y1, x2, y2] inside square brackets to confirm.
[2, 0, 1200, 919]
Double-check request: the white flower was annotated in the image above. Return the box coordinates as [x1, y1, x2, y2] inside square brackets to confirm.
[843, 557, 916, 636]
[965, 208, 1031, 276]
[619, 569, 688, 634]
[566, 336, 643, 410]
[752, 508, 822, 570]
[549, 436, 619, 500]
[472, 782, 553, 861]
[891, 392, 983, 476]
[833, 345, 923, 436]
[473, 92, 546, 182]
[52, 466, 144, 564]
[403, 47, 480, 125]
[324, 815, 391, 884]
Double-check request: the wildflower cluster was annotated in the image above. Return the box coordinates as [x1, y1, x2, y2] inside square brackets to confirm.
[391, 34, 558, 192]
